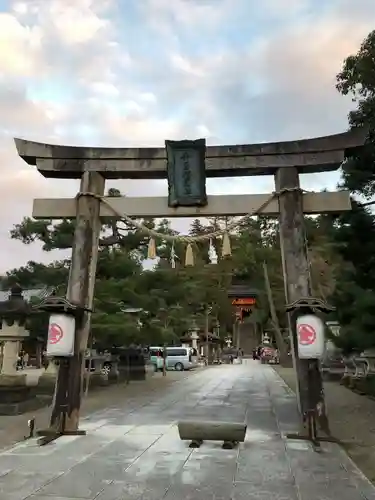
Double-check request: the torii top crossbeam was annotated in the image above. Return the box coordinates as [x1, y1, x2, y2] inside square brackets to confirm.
[14, 129, 366, 179]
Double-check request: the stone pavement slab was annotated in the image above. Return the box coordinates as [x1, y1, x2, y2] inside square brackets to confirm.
[0, 371, 186, 451]
[0, 361, 374, 499]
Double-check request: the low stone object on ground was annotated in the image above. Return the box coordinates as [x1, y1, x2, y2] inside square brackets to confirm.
[0, 373, 42, 415]
[178, 420, 247, 443]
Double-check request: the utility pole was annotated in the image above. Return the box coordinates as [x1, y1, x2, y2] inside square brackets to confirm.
[275, 167, 327, 425]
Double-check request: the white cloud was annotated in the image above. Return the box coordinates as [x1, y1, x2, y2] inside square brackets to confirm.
[11, 2, 29, 15]
[89, 81, 120, 96]
[141, 0, 233, 38]
[48, 0, 110, 45]
[0, 13, 42, 76]
[0, 0, 375, 273]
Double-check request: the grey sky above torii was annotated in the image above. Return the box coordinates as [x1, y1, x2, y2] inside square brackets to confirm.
[1, 0, 374, 272]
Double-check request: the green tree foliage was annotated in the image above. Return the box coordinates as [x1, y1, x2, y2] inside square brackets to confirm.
[327, 203, 375, 353]
[2, 261, 70, 290]
[336, 30, 375, 197]
[333, 30, 375, 352]
[10, 188, 173, 259]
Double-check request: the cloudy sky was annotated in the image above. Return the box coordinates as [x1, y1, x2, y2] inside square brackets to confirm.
[0, 0, 374, 273]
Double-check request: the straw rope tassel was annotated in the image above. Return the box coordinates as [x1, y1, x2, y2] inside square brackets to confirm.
[170, 242, 176, 269]
[147, 237, 157, 259]
[208, 238, 217, 264]
[221, 231, 232, 257]
[185, 243, 195, 266]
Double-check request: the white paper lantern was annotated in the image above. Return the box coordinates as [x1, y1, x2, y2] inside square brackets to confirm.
[296, 314, 325, 359]
[46, 314, 75, 357]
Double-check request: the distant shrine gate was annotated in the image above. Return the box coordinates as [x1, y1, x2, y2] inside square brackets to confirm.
[15, 129, 365, 433]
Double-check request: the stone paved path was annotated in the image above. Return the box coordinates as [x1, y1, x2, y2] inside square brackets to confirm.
[275, 365, 375, 484]
[0, 371, 185, 451]
[0, 361, 374, 499]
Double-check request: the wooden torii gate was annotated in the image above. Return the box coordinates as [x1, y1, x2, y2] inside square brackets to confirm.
[14, 129, 365, 433]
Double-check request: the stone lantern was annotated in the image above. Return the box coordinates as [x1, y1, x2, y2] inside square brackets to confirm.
[0, 284, 31, 383]
[0, 284, 40, 415]
[188, 320, 200, 351]
[224, 336, 232, 348]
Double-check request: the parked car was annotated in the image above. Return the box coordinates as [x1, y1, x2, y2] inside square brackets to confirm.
[149, 346, 198, 371]
[260, 347, 278, 364]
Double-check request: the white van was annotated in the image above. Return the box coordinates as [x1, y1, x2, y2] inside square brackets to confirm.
[149, 346, 198, 371]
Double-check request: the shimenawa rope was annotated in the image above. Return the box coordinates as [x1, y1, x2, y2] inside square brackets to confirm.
[75, 187, 307, 265]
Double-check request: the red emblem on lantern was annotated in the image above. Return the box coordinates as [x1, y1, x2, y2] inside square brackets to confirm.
[297, 323, 316, 346]
[48, 323, 63, 344]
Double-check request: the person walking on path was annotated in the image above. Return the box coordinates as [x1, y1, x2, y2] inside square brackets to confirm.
[23, 352, 29, 369]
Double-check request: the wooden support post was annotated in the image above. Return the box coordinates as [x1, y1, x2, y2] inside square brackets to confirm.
[275, 167, 326, 425]
[49, 358, 70, 432]
[54, 172, 105, 433]
[262, 262, 289, 366]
